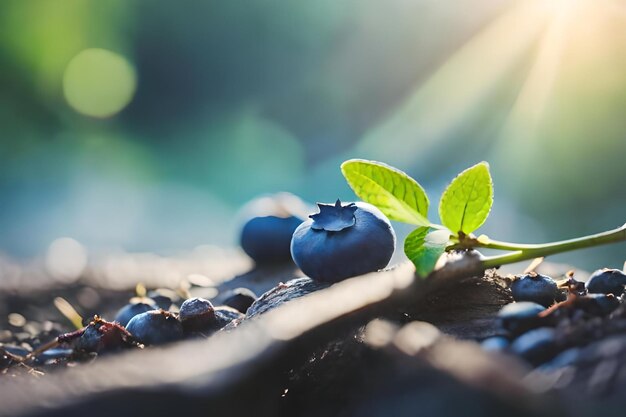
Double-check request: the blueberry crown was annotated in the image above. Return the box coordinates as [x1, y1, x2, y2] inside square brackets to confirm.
[310, 199, 357, 232]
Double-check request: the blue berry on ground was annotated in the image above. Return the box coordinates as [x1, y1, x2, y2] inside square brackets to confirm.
[114, 302, 157, 327]
[585, 268, 626, 296]
[125, 310, 183, 346]
[290, 200, 395, 283]
[510, 273, 564, 307]
[497, 302, 546, 335]
[74, 317, 138, 353]
[239, 193, 309, 265]
[241, 216, 304, 265]
[510, 327, 557, 364]
[179, 297, 216, 333]
[481, 336, 510, 352]
[179, 298, 244, 336]
[579, 293, 621, 316]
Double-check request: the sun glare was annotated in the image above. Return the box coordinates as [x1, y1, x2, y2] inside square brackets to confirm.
[496, 0, 625, 161]
[356, 0, 623, 169]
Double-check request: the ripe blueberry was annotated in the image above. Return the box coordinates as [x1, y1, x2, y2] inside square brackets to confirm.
[510, 327, 557, 364]
[497, 302, 546, 335]
[179, 297, 244, 336]
[510, 272, 565, 307]
[179, 297, 216, 333]
[222, 288, 257, 313]
[125, 310, 183, 346]
[585, 268, 626, 296]
[579, 293, 621, 316]
[114, 302, 156, 327]
[290, 200, 396, 282]
[481, 336, 510, 352]
[239, 193, 309, 265]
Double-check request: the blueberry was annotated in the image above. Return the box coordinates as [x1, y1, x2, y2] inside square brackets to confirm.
[179, 297, 216, 333]
[74, 317, 137, 353]
[510, 273, 564, 307]
[239, 193, 309, 265]
[497, 302, 546, 335]
[585, 268, 626, 296]
[114, 302, 157, 327]
[481, 336, 510, 352]
[578, 293, 621, 316]
[179, 298, 244, 336]
[510, 327, 557, 364]
[125, 310, 183, 346]
[222, 288, 257, 313]
[241, 216, 304, 264]
[290, 200, 396, 282]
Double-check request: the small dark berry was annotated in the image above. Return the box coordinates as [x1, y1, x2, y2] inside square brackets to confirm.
[179, 297, 244, 337]
[239, 192, 309, 265]
[179, 297, 216, 333]
[241, 216, 304, 265]
[481, 336, 510, 352]
[497, 302, 546, 335]
[114, 302, 156, 327]
[126, 310, 183, 346]
[585, 268, 626, 296]
[577, 293, 621, 316]
[510, 273, 564, 307]
[510, 327, 557, 364]
[75, 317, 137, 353]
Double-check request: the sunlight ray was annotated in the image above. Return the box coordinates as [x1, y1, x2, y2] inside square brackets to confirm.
[355, 0, 554, 167]
[493, 0, 626, 164]
[496, 0, 576, 145]
[606, 0, 626, 15]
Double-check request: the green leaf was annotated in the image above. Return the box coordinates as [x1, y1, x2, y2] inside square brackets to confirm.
[341, 159, 430, 226]
[404, 227, 450, 277]
[439, 162, 493, 234]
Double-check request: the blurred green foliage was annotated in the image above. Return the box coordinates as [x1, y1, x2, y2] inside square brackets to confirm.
[0, 0, 624, 269]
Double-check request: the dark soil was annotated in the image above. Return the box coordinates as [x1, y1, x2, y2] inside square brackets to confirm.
[1, 251, 626, 417]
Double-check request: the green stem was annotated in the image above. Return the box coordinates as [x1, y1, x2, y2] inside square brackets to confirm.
[480, 223, 626, 268]
[472, 239, 538, 251]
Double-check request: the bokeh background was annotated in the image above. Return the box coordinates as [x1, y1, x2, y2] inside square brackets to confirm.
[1, 0, 624, 270]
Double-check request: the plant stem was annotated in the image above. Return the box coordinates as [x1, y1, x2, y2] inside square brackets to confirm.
[480, 223, 626, 268]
